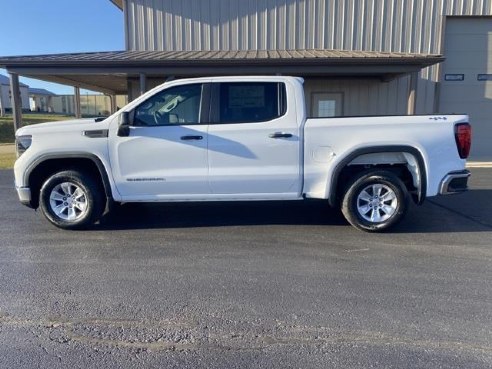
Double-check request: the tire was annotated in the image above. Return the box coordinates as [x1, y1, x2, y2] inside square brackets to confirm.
[39, 170, 104, 230]
[341, 170, 409, 232]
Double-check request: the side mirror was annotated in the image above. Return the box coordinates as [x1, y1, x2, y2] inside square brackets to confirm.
[117, 111, 131, 137]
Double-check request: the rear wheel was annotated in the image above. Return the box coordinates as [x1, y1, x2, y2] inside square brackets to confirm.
[341, 171, 409, 232]
[39, 170, 104, 229]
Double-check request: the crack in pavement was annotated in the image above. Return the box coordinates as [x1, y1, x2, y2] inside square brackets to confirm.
[1, 314, 491, 356]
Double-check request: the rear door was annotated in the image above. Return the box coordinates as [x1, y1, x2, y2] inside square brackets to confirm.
[207, 81, 301, 197]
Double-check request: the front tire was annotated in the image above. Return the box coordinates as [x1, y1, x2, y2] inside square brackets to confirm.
[341, 171, 409, 232]
[39, 170, 104, 230]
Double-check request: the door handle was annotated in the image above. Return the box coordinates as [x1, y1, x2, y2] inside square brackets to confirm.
[269, 132, 293, 139]
[180, 135, 203, 140]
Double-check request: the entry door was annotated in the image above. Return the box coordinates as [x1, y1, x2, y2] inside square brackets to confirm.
[207, 81, 301, 196]
[440, 17, 492, 159]
[110, 83, 210, 199]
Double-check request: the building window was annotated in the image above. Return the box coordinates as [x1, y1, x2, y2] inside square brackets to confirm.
[311, 92, 343, 117]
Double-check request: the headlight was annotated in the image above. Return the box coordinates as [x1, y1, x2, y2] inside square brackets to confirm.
[15, 135, 32, 158]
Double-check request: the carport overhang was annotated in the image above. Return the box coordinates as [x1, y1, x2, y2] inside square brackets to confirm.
[0, 49, 444, 128]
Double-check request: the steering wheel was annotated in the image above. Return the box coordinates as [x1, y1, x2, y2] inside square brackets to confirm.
[154, 110, 165, 125]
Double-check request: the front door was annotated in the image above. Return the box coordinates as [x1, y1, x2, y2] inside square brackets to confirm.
[110, 83, 210, 199]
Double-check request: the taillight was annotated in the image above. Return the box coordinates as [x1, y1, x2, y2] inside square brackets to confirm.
[454, 123, 472, 159]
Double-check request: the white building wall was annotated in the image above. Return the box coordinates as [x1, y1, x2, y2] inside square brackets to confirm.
[124, 0, 492, 115]
[0, 86, 9, 111]
[0, 84, 30, 110]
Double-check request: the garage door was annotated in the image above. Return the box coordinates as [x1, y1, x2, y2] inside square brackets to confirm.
[440, 17, 492, 160]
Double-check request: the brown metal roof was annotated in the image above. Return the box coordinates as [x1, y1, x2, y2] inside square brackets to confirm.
[0, 49, 443, 65]
[0, 49, 444, 94]
[109, 0, 123, 10]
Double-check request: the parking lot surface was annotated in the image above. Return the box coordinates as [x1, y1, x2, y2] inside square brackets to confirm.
[0, 169, 491, 368]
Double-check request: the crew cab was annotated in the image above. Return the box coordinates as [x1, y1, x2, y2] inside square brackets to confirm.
[14, 76, 472, 232]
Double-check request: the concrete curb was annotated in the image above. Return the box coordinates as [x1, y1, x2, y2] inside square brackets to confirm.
[466, 162, 492, 168]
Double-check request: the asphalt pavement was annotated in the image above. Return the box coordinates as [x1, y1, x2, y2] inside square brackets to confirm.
[0, 169, 491, 368]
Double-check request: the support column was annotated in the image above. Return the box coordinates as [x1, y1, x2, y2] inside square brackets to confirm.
[0, 84, 5, 117]
[74, 86, 81, 118]
[110, 95, 117, 113]
[9, 73, 23, 130]
[127, 79, 134, 102]
[139, 73, 147, 96]
[407, 72, 418, 115]
[47, 96, 53, 113]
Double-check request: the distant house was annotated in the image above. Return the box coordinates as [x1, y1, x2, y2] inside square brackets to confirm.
[51, 94, 127, 116]
[0, 74, 29, 112]
[29, 88, 56, 112]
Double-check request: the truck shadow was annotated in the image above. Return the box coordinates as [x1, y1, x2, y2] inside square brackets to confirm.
[94, 189, 492, 233]
[97, 200, 347, 229]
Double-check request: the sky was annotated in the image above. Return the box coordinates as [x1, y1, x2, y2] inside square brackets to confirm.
[0, 0, 124, 94]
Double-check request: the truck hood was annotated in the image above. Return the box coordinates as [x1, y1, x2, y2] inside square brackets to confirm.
[15, 118, 108, 136]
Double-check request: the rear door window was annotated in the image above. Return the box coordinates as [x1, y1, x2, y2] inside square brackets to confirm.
[217, 82, 286, 123]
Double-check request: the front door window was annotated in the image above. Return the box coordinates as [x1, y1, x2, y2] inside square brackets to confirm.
[134, 84, 203, 126]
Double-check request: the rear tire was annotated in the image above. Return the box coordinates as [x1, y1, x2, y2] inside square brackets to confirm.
[341, 170, 409, 232]
[39, 170, 104, 230]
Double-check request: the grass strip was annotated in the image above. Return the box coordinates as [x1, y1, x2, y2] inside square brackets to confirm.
[0, 152, 15, 169]
[0, 114, 73, 143]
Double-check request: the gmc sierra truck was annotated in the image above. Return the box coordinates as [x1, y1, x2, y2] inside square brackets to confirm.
[14, 76, 472, 232]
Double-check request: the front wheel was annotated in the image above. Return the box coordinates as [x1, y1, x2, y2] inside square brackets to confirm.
[341, 171, 409, 232]
[39, 170, 104, 230]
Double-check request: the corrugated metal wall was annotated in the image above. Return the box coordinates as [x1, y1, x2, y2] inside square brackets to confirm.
[124, 0, 492, 115]
[126, 0, 492, 52]
[304, 77, 412, 116]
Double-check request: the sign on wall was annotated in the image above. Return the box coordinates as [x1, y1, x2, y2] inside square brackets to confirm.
[444, 74, 465, 81]
[477, 74, 492, 81]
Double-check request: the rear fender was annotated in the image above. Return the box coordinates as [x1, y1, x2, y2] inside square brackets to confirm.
[328, 146, 427, 206]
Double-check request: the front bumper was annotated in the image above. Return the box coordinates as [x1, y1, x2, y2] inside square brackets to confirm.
[16, 186, 33, 208]
[439, 170, 471, 195]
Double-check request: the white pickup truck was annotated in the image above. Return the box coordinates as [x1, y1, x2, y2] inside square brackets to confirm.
[14, 76, 471, 232]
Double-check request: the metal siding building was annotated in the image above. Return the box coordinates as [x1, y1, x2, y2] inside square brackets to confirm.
[122, 0, 492, 158]
[125, 0, 491, 52]
[1, 0, 491, 158]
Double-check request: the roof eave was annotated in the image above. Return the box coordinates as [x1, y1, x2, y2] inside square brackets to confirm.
[110, 0, 123, 10]
[0, 56, 444, 69]
[0, 50, 445, 94]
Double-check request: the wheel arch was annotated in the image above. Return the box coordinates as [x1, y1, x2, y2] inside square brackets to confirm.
[25, 153, 113, 209]
[328, 145, 427, 207]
